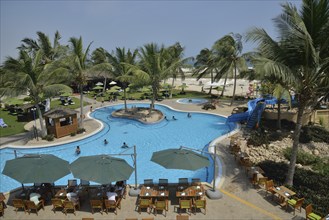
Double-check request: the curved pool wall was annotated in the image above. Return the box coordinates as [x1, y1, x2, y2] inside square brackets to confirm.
[177, 98, 208, 104]
[0, 103, 237, 192]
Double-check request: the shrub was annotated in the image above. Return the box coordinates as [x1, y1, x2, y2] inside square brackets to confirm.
[283, 148, 318, 166]
[42, 134, 54, 141]
[258, 160, 329, 216]
[246, 130, 269, 147]
[70, 132, 76, 136]
[23, 97, 32, 102]
[77, 128, 86, 134]
[299, 125, 329, 143]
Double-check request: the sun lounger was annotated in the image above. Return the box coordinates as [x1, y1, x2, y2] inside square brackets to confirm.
[0, 118, 8, 128]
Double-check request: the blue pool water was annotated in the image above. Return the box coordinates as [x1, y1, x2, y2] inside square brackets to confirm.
[177, 98, 208, 104]
[0, 103, 236, 192]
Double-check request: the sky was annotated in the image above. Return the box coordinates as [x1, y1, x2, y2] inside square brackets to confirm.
[0, 0, 302, 65]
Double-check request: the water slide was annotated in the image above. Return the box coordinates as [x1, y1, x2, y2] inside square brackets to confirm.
[227, 97, 278, 129]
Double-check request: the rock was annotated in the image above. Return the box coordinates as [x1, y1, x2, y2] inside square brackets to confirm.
[312, 149, 319, 156]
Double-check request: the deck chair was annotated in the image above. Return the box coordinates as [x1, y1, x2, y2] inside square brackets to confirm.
[178, 178, 189, 186]
[193, 199, 206, 215]
[159, 179, 168, 187]
[144, 179, 154, 187]
[142, 218, 154, 220]
[12, 199, 26, 213]
[60, 99, 68, 106]
[257, 177, 268, 189]
[51, 198, 64, 213]
[0, 202, 3, 217]
[63, 200, 76, 215]
[176, 215, 189, 220]
[82, 218, 94, 220]
[287, 197, 304, 215]
[137, 198, 152, 214]
[191, 178, 201, 186]
[305, 204, 323, 220]
[176, 199, 192, 215]
[90, 200, 103, 214]
[153, 200, 167, 216]
[25, 200, 44, 215]
[104, 197, 122, 215]
[0, 118, 8, 128]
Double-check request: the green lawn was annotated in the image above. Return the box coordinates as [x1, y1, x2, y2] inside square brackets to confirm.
[0, 97, 89, 138]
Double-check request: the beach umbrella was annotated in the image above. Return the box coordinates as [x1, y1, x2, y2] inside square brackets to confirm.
[2, 154, 70, 184]
[96, 82, 103, 86]
[151, 147, 210, 171]
[69, 155, 134, 184]
[109, 81, 117, 85]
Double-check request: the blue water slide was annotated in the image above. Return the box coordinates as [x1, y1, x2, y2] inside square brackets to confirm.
[227, 96, 278, 128]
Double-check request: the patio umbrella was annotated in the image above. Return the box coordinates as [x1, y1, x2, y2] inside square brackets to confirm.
[2, 154, 70, 184]
[151, 147, 210, 171]
[109, 81, 117, 85]
[69, 155, 134, 184]
[96, 82, 103, 86]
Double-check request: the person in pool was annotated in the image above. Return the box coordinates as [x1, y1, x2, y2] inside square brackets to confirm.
[75, 146, 81, 155]
[164, 116, 168, 121]
[104, 139, 108, 145]
[172, 116, 177, 120]
[187, 113, 191, 118]
[121, 142, 129, 148]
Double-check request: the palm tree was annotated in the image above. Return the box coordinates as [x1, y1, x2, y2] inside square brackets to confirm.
[64, 37, 93, 128]
[246, 0, 329, 185]
[18, 31, 68, 65]
[212, 34, 248, 105]
[107, 47, 138, 111]
[137, 43, 185, 110]
[2, 50, 72, 137]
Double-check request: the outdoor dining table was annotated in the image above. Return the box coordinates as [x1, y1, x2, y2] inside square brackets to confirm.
[176, 185, 205, 198]
[139, 186, 169, 198]
[272, 185, 296, 199]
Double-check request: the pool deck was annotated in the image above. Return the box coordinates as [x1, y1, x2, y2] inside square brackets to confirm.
[0, 98, 304, 219]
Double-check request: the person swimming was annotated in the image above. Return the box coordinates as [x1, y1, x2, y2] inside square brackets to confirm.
[104, 139, 108, 145]
[75, 146, 81, 155]
[164, 116, 168, 121]
[121, 142, 129, 148]
[187, 113, 191, 118]
[172, 116, 177, 120]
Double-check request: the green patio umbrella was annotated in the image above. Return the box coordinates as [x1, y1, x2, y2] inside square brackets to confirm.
[151, 147, 210, 171]
[2, 154, 70, 184]
[69, 155, 134, 184]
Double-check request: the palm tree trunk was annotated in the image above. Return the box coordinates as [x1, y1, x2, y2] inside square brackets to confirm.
[208, 72, 214, 95]
[36, 105, 46, 137]
[277, 101, 282, 130]
[79, 84, 84, 128]
[169, 78, 175, 99]
[284, 102, 305, 186]
[103, 77, 107, 94]
[221, 73, 228, 97]
[230, 63, 237, 106]
[123, 88, 127, 111]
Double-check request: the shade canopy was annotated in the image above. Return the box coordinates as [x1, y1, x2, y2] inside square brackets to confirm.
[96, 82, 103, 86]
[2, 154, 70, 184]
[151, 147, 210, 171]
[109, 81, 117, 85]
[69, 155, 134, 184]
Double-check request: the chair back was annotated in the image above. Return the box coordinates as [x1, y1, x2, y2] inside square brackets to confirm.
[104, 200, 116, 209]
[305, 204, 313, 215]
[25, 200, 37, 209]
[90, 200, 103, 208]
[195, 199, 206, 208]
[155, 200, 166, 210]
[80, 179, 90, 186]
[13, 199, 25, 208]
[63, 201, 75, 209]
[139, 198, 151, 207]
[295, 198, 305, 208]
[191, 178, 201, 185]
[265, 180, 274, 189]
[51, 198, 63, 208]
[180, 199, 192, 209]
[68, 179, 77, 187]
[144, 179, 153, 186]
[159, 179, 168, 186]
[178, 178, 189, 185]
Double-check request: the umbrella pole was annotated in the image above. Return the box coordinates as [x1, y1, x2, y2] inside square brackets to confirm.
[213, 145, 216, 191]
[133, 145, 137, 189]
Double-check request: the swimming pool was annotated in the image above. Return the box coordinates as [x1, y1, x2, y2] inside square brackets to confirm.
[177, 98, 208, 104]
[0, 103, 236, 192]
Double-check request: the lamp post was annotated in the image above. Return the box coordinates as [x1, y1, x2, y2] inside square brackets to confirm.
[31, 107, 38, 141]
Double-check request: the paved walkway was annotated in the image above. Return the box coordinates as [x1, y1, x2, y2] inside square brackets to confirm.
[0, 96, 304, 219]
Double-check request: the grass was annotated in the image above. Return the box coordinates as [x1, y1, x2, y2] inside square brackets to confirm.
[0, 97, 90, 138]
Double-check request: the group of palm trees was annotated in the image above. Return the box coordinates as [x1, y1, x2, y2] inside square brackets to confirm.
[1, 0, 328, 185]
